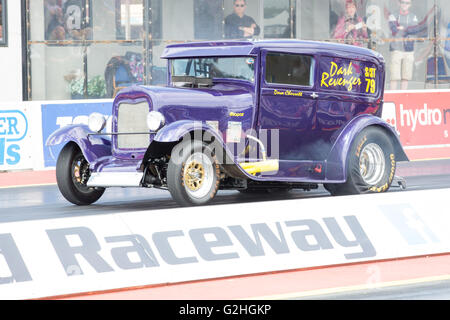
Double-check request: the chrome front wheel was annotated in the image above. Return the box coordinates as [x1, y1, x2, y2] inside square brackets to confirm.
[167, 140, 220, 206]
[183, 152, 215, 200]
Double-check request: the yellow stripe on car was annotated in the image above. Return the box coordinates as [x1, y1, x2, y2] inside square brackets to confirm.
[240, 160, 279, 175]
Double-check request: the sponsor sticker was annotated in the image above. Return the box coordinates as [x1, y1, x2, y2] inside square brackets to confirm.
[226, 121, 242, 143]
[205, 121, 219, 134]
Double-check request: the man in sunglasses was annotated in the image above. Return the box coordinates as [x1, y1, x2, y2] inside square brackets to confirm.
[224, 0, 260, 39]
[388, 0, 426, 90]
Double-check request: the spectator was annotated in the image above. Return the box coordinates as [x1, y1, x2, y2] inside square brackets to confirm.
[332, 0, 368, 47]
[388, 0, 427, 90]
[224, 0, 260, 39]
[44, 0, 66, 40]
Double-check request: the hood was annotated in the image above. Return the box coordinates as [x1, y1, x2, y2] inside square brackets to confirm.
[116, 82, 256, 125]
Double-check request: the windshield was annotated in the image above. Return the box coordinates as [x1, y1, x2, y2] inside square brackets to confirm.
[171, 57, 256, 82]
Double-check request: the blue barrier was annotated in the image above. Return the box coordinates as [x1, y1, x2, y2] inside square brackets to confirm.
[41, 101, 113, 167]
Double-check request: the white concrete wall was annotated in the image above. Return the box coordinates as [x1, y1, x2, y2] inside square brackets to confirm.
[0, 0, 23, 103]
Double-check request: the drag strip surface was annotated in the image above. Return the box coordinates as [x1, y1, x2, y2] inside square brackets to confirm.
[300, 278, 450, 300]
[0, 174, 449, 223]
[1, 170, 450, 300]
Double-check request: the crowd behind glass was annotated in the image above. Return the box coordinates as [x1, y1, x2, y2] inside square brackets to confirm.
[24, 0, 450, 100]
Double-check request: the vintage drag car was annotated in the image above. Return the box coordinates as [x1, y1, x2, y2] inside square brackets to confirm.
[47, 40, 408, 206]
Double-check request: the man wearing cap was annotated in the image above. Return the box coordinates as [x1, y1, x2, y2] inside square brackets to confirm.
[388, 0, 426, 90]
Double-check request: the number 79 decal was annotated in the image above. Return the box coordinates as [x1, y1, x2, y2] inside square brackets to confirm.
[365, 78, 376, 94]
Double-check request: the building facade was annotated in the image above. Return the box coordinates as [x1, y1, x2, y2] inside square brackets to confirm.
[0, 0, 449, 103]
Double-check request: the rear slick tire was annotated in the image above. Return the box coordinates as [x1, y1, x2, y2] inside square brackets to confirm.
[56, 143, 105, 205]
[325, 127, 396, 196]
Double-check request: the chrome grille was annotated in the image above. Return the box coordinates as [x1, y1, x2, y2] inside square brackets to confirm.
[117, 101, 150, 149]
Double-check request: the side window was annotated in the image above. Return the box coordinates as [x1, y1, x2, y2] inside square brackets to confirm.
[265, 52, 314, 86]
[319, 56, 379, 96]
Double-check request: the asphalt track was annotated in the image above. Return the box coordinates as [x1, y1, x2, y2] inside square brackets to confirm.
[302, 278, 450, 300]
[1, 161, 450, 300]
[0, 173, 449, 223]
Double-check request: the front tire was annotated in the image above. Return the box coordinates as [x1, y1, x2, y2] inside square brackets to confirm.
[56, 143, 105, 205]
[325, 127, 396, 196]
[167, 139, 220, 206]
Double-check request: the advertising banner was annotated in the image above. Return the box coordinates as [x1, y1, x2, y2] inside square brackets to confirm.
[41, 100, 113, 167]
[0, 188, 449, 299]
[0, 103, 42, 171]
[384, 90, 450, 160]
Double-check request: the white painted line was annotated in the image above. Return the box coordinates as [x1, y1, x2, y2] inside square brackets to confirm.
[404, 144, 450, 150]
[0, 183, 57, 189]
[386, 89, 450, 94]
[248, 274, 450, 300]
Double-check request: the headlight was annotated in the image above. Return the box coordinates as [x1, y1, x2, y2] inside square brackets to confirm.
[147, 111, 165, 132]
[88, 112, 107, 133]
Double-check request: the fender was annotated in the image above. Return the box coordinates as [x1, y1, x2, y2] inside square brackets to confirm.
[153, 120, 223, 143]
[326, 114, 408, 181]
[144, 119, 234, 163]
[46, 125, 112, 164]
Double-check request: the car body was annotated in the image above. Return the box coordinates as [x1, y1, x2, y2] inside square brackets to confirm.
[47, 40, 408, 206]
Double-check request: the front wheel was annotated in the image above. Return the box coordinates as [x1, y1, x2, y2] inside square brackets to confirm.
[325, 127, 397, 196]
[56, 143, 105, 205]
[167, 139, 221, 206]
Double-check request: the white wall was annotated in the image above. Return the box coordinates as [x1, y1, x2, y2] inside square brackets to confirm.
[0, 0, 23, 103]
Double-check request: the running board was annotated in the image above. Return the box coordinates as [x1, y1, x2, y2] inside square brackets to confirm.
[87, 172, 144, 187]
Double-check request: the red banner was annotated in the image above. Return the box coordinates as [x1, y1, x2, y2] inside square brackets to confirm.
[383, 90, 450, 160]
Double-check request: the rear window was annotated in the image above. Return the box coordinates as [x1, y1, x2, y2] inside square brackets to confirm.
[265, 53, 314, 87]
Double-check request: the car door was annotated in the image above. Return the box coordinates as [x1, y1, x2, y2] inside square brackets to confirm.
[258, 50, 323, 164]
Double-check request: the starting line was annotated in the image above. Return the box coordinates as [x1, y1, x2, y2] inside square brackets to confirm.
[0, 188, 449, 299]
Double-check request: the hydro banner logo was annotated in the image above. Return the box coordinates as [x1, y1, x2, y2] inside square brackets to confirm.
[383, 91, 450, 160]
[0, 109, 30, 170]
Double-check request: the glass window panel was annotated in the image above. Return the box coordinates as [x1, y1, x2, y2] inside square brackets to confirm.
[434, 0, 450, 89]
[29, 43, 84, 100]
[0, 0, 7, 46]
[149, 0, 163, 42]
[25, 0, 449, 101]
[161, 0, 195, 41]
[296, 0, 330, 41]
[264, 0, 291, 38]
[296, 0, 444, 90]
[90, 0, 144, 41]
[384, 0, 436, 90]
[87, 43, 144, 99]
[40, 0, 93, 42]
[171, 57, 255, 82]
[265, 52, 313, 86]
[194, 0, 223, 40]
[116, 0, 144, 40]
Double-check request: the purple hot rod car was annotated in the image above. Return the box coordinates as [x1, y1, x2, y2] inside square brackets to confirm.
[47, 40, 408, 206]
